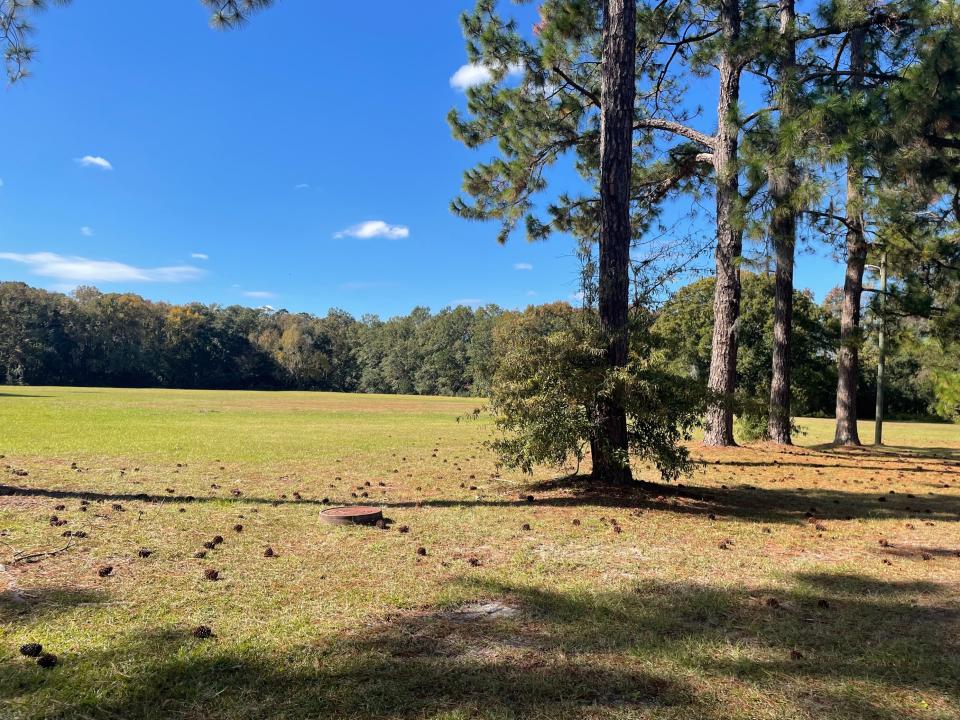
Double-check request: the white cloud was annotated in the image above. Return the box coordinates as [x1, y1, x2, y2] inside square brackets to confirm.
[80, 226, 94, 237]
[242, 290, 275, 299]
[0, 251, 203, 283]
[191, 252, 209, 260]
[526, 290, 537, 296]
[513, 262, 533, 271]
[334, 220, 409, 240]
[294, 183, 310, 190]
[451, 298, 484, 307]
[0, 178, 4, 188]
[450, 62, 523, 90]
[76, 155, 113, 171]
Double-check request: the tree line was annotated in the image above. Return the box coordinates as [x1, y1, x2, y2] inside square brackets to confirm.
[2, 278, 955, 425]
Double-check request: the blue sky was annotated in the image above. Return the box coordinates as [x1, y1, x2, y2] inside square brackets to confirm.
[0, 1, 842, 318]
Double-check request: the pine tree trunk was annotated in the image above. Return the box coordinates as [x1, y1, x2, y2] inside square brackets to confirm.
[703, 0, 743, 447]
[834, 29, 867, 447]
[593, 0, 636, 484]
[767, 0, 798, 445]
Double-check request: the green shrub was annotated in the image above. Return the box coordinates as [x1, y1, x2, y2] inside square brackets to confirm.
[488, 303, 704, 482]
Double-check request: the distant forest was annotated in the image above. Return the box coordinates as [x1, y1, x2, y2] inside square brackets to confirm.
[0, 278, 952, 421]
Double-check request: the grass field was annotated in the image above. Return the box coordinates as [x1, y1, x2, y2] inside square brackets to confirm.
[1, 386, 959, 720]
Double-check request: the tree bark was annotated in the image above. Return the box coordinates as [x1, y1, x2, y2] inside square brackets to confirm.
[593, 0, 636, 483]
[834, 28, 867, 446]
[703, 0, 743, 447]
[767, 0, 798, 444]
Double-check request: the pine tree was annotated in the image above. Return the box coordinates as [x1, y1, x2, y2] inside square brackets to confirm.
[764, 0, 800, 445]
[593, 0, 638, 483]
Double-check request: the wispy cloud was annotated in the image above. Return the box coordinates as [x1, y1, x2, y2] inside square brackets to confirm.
[0, 178, 4, 188]
[334, 220, 409, 240]
[526, 290, 537, 296]
[513, 262, 533, 271]
[450, 62, 523, 90]
[0, 251, 203, 283]
[191, 252, 209, 260]
[294, 183, 310, 190]
[80, 226, 94, 237]
[76, 155, 113, 171]
[242, 290, 275, 299]
[451, 298, 484, 307]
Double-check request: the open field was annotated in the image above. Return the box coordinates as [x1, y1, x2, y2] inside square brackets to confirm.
[1, 386, 959, 720]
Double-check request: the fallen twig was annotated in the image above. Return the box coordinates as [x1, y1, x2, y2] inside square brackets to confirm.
[11, 540, 74, 565]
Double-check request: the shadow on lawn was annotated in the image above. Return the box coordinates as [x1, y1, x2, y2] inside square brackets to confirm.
[0, 587, 107, 623]
[807, 443, 960, 462]
[2, 573, 958, 719]
[3, 474, 960, 524]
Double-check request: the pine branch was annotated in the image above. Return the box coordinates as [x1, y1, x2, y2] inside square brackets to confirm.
[740, 106, 777, 127]
[796, 11, 911, 41]
[550, 65, 600, 107]
[633, 119, 716, 150]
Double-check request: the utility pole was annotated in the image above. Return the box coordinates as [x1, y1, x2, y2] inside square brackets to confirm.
[874, 251, 887, 445]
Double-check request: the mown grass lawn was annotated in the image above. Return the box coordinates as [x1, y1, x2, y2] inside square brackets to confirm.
[1, 386, 959, 719]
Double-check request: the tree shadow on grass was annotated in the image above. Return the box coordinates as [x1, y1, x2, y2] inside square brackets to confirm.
[806, 443, 960, 462]
[3, 475, 960, 525]
[0, 587, 107, 624]
[2, 572, 958, 719]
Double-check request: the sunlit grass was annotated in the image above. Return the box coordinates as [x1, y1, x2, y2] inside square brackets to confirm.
[1, 386, 958, 719]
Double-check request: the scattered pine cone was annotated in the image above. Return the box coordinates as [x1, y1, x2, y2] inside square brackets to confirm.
[36, 653, 58, 668]
[97, 565, 113, 577]
[263, 547, 275, 557]
[397, 525, 410, 533]
[521, 523, 531, 531]
[233, 524, 243, 533]
[194, 551, 207, 559]
[204, 569, 220, 581]
[212, 535, 224, 545]
[416, 547, 427, 556]
[192, 625, 213, 639]
[20, 643, 43, 657]
[137, 548, 153, 558]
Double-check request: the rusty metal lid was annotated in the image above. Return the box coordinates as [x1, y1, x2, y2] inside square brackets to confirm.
[319, 506, 383, 526]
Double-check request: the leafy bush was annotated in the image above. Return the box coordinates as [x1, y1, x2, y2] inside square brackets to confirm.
[488, 303, 704, 482]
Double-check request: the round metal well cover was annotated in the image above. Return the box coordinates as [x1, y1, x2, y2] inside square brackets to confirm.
[319, 506, 383, 526]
